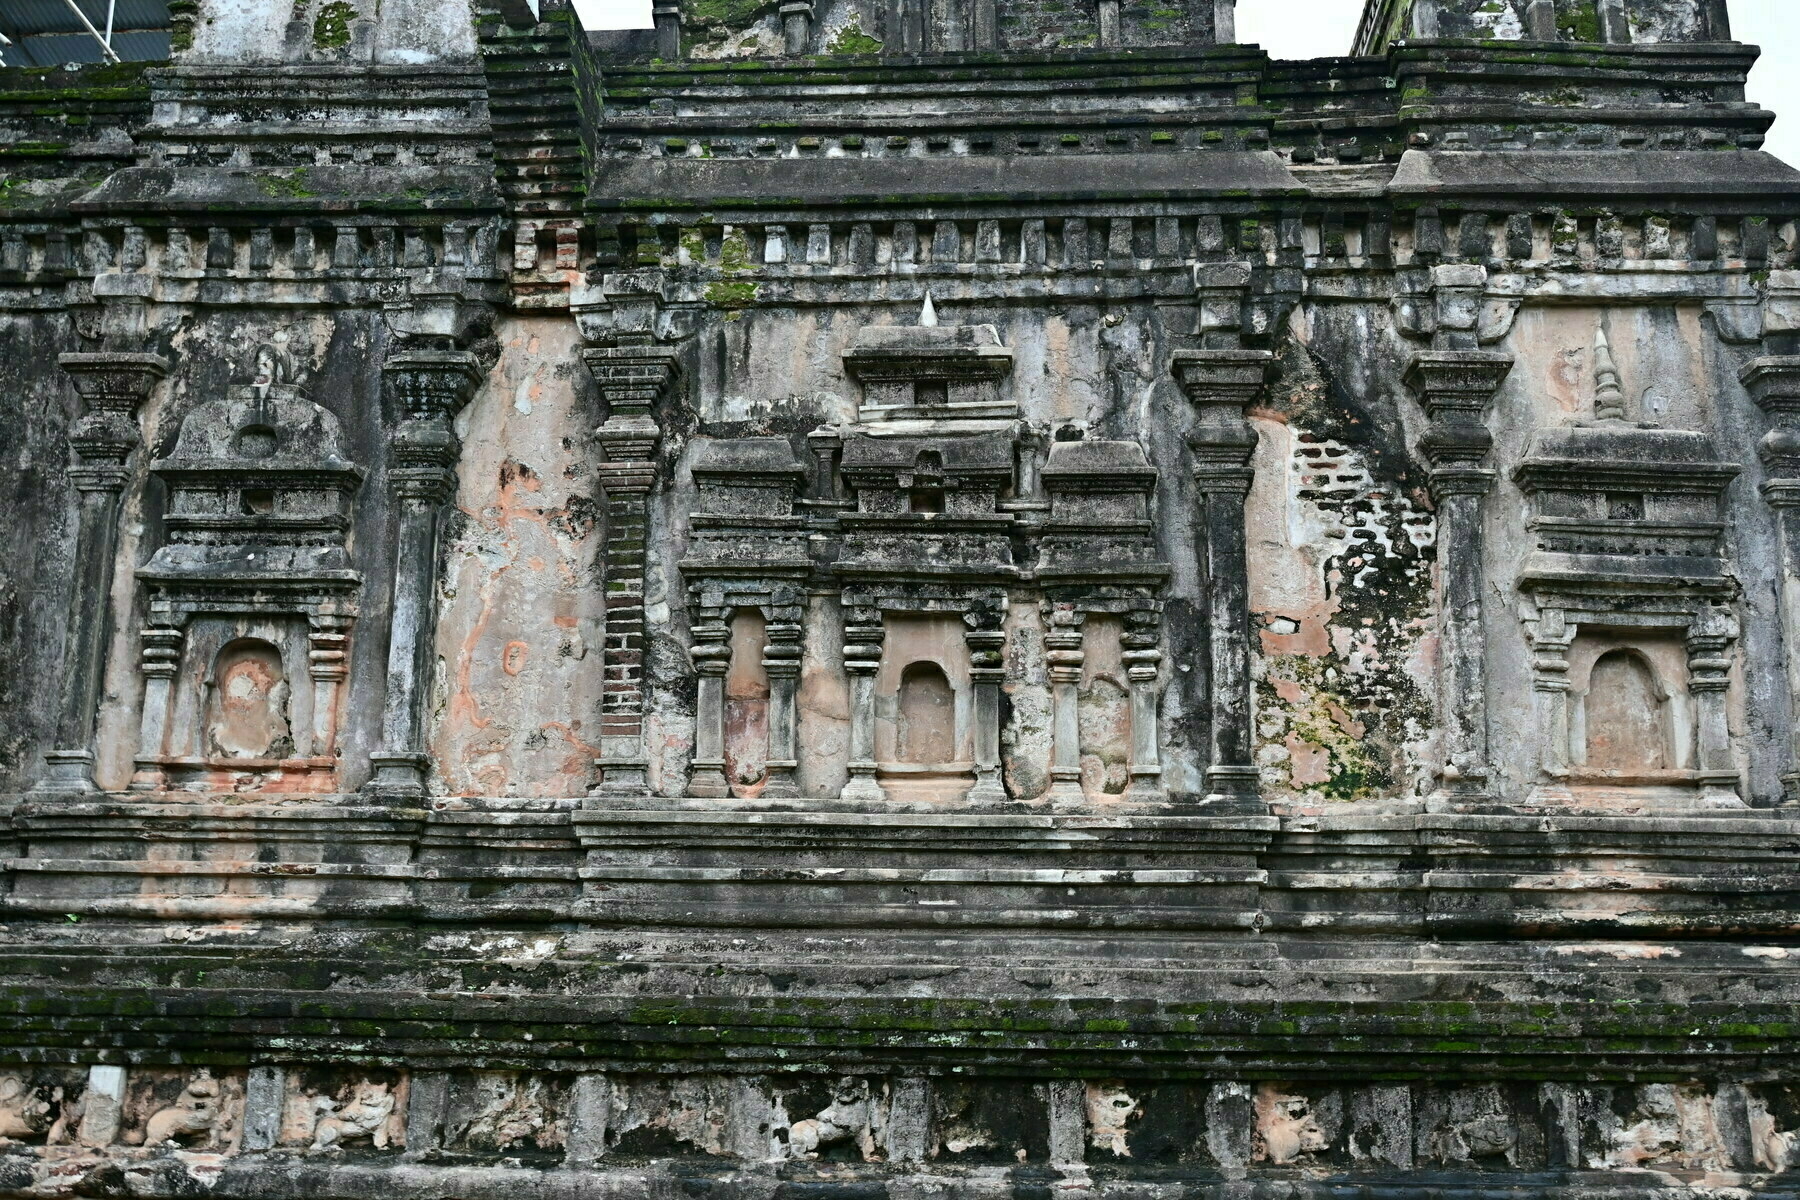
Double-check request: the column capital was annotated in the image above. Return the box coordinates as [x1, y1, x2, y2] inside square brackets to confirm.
[1174, 349, 1271, 480]
[61, 352, 169, 467]
[382, 350, 482, 421]
[1403, 351, 1514, 411]
[60, 351, 169, 406]
[1742, 356, 1800, 481]
[584, 344, 683, 464]
[1170, 348, 1273, 406]
[1408, 350, 1512, 479]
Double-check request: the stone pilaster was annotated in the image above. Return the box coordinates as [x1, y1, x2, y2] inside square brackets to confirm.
[1044, 604, 1085, 807]
[762, 600, 803, 799]
[364, 349, 482, 801]
[128, 610, 182, 792]
[1123, 607, 1165, 800]
[653, 0, 681, 58]
[1688, 605, 1745, 809]
[965, 618, 1007, 805]
[780, 0, 813, 53]
[1172, 348, 1270, 810]
[33, 351, 168, 796]
[584, 343, 682, 798]
[1407, 350, 1513, 808]
[1740, 355, 1800, 803]
[840, 605, 885, 802]
[687, 602, 731, 798]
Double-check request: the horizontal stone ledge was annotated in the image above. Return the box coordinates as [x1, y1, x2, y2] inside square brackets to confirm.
[1388, 149, 1800, 198]
[588, 153, 1307, 211]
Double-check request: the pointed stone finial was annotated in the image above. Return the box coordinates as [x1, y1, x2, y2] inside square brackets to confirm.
[1593, 326, 1626, 422]
[919, 291, 938, 328]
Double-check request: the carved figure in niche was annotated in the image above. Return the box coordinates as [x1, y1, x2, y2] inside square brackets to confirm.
[1253, 1087, 1328, 1165]
[0, 1074, 57, 1143]
[250, 340, 291, 391]
[311, 1080, 397, 1150]
[1425, 1096, 1519, 1166]
[143, 1070, 227, 1148]
[1085, 1082, 1140, 1156]
[1583, 650, 1668, 773]
[896, 662, 956, 765]
[1077, 615, 1132, 797]
[205, 639, 293, 760]
[446, 1072, 564, 1152]
[723, 609, 771, 792]
[786, 1078, 877, 1161]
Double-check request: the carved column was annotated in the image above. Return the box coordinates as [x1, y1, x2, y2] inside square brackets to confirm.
[1123, 607, 1164, 799]
[1096, 0, 1120, 46]
[966, 617, 1007, 804]
[1045, 604, 1085, 806]
[34, 351, 168, 795]
[1741, 356, 1800, 803]
[687, 600, 731, 798]
[653, 0, 681, 58]
[1525, 604, 1575, 800]
[307, 611, 352, 762]
[364, 349, 481, 800]
[1688, 606, 1745, 809]
[763, 596, 803, 799]
[1173, 349, 1270, 808]
[780, 0, 813, 53]
[584, 342, 682, 798]
[128, 605, 182, 791]
[1407, 351, 1513, 808]
[841, 604, 885, 802]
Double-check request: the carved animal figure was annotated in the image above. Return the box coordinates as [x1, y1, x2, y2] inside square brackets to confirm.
[0, 1075, 53, 1143]
[311, 1081, 396, 1150]
[143, 1071, 222, 1147]
[787, 1080, 876, 1161]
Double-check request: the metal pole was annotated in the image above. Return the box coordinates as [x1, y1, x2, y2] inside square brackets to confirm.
[104, 0, 116, 51]
[56, 0, 122, 63]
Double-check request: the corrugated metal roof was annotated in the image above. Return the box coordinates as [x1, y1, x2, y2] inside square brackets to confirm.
[0, 0, 170, 64]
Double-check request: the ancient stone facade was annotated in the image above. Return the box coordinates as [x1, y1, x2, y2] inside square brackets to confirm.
[4, 0, 1800, 1194]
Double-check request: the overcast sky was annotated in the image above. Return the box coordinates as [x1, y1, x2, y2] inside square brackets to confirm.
[571, 0, 1799, 164]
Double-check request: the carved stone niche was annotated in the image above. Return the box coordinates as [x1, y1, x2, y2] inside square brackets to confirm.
[679, 438, 810, 800]
[1037, 439, 1170, 806]
[1514, 420, 1743, 810]
[835, 431, 1016, 807]
[830, 304, 1021, 806]
[131, 345, 363, 794]
[840, 590, 1009, 806]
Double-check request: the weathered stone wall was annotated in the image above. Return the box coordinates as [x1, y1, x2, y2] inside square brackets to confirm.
[5, 0, 1800, 1195]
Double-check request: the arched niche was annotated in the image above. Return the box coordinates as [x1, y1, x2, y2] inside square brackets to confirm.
[896, 661, 956, 765]
[1580, 649, 1671, 773]
[1566, 631, 1691, 780]
[205, 638, 293, 761]
[723, 607, 771, 795]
